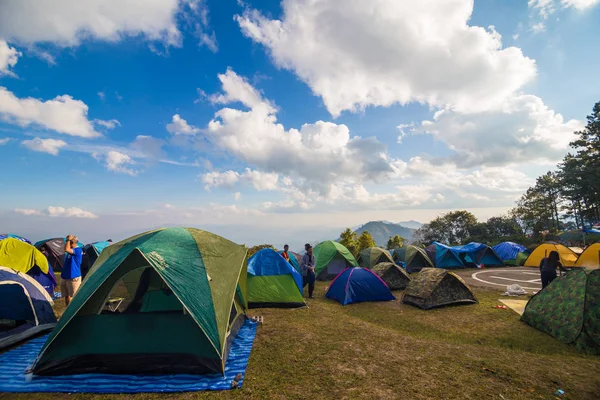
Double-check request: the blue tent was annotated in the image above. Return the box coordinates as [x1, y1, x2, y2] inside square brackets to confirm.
[426, 243, 465, 269]
[0, 266, 57, 350]
[0, 234, 31, 244]
[492, 242, 527, 262]
[83, 241, 112, 277]
[326, 267, 395, 305]
[451, 242, 503, 266]
[280, 250, 301, 273]
[247, 249, 305, 308]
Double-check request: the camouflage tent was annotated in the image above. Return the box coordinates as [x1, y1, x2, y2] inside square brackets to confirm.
[371, 262, 411, 290]
[357, 247, 395, 269]
[402, 268, 477, 310]
[521, 269, 600, 354]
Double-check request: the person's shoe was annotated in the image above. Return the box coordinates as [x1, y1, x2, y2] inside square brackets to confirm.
[309, 296, 314, 299]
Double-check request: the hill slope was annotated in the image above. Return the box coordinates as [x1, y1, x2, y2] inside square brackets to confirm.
[354, 221, 415, 246]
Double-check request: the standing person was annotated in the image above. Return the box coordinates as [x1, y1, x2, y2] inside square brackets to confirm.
[61, 235, 83, 306]
[281, 244, 291, 263]
[301, 245, 316, 298]
[539, 250, 568, 288]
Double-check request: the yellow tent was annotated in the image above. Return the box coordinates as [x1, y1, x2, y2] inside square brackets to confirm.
[523, 243, 578, 267]
[0, 238, 49, 274]
[574, 243, 600, 269]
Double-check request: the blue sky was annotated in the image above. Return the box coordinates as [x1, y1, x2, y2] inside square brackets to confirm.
[0, 0, 599, 249]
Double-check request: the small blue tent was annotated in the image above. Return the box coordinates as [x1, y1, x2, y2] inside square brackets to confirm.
[0, 234, 31, 244]
[451, 242, 503, 267]
[326, 267, 395, 305]
[426, 243, 465, 269]
[492, 242, 527, 262]
[0, 266, 57, 350]
[247, 249, 305, 308]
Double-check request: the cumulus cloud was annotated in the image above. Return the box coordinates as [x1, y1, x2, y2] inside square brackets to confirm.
[0, 0, 185, 47]
[205, 69, 402, 195]
[0, 40, 20, 76]
[94, 119, 121, 129]
[415, 94, 583, 167]
[22, 137, 68, 155]
[236, 0, 537, 117]
[166, 114, 200, 135]
[104, 151, 138, 176]
[0, 87, 102, 137]
[202, 168, 280, 191]
[15, 206, 98, 219]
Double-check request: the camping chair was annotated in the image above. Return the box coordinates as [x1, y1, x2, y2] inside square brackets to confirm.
[104, 298, 124, 312]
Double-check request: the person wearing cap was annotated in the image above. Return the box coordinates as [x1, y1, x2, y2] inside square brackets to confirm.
[62, 234, 83, 306]
[301, 244, 316, 298]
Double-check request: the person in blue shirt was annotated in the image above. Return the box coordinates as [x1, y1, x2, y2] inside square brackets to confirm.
[61, 234, 83, 306]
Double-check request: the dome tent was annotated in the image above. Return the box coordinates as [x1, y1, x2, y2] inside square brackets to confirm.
[313, 241, 358, 280]
[247, 249, 305, 308]
[0, 234, 31, 244]
[574, 243, 600, 269]
[371, 262, 411, 290]
[82, 240, 112, 278]
[35, 238, 83, 272]
[493, 242, 530, 266]
[521, 269, 600, 354]
[524, 243, 578, 267]
[451, 242, 503, 267]
[402, 268, 477, 310]
[393, 246, 434, 273]
[326, 267, 395, 305]
[426, 243, 465, 269]
[31, 227, 248, 376]
[357, 247, 395, 269]
[0, 267, 57, 351]
[0, 238, 57, 296]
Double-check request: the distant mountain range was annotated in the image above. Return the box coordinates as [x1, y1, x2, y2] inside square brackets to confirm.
[352, 220, 421, 246]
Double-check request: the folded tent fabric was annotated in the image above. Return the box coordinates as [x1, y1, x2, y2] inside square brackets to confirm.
[492, 242, 527, 262]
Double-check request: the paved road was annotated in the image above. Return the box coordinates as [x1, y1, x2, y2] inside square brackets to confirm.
[455, 267, 544, 293]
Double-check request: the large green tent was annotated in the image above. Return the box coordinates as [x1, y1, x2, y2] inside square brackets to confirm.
[393, 246, 434, 273]
[313, 241, 358, 280]
[357, 247, 395, 269]
[521, 269, 600, 354]
[31, 227, 249, 376]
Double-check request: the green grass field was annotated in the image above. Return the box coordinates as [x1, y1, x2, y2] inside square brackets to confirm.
[2, 282, 600, 400]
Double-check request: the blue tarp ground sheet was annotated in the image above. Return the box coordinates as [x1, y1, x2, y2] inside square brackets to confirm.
[0, 320, 257, 394]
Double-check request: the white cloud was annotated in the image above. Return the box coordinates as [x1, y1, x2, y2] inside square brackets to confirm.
[166, 114, 200, 135]
[416, 94, 583, 167]
[105, 151, 138, 176]
[0, 138, 10, 145]
[0, 40, 20, 77]
[234, 192, 242, 201]
[530, 22, 546, 33]
[22, 137, 68, 155]
[0, 87, 102, 137]
[180, 0, 219, 52]
[529, 0, 599, 18]
[205, 69, 402, 195]
[201, 170, 240, 190]
[97, 91, 105, 100]
[236, 0, 537, 117]
[0, 0, 184, 47]
[94, 119, 121, 129]
[15, 206, 98, 219]
[241, 168, 280, 191]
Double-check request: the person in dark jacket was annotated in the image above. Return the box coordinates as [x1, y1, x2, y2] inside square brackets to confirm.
[539, 250, 568, 288]
[301, 245, 316, 298]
